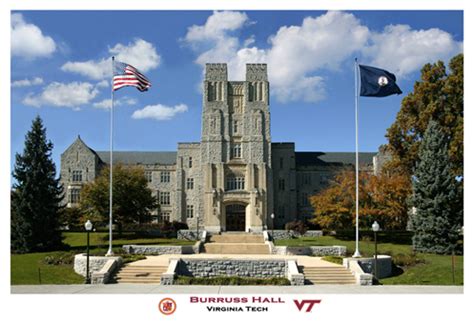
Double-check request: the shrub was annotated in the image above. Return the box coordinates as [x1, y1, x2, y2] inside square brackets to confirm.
[285, 220, 308, 236]
[42, 252, 75, 265]
[392, 253, 425, 267]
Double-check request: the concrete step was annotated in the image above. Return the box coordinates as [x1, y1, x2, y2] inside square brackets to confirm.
[113, 265, 167, 284]
[203, 243, 270, 254]
[209, 234, 264, 244]
[301, 265, 356, 285]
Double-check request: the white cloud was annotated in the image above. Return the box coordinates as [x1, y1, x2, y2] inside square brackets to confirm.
[11, 13, 56, 59]
[61, 39, 160, 80]
[184, 10, 462, 103]
[12, 77, 44, 87]
[132, 104, 188, 121]
[23, 82, 99, 110]
[364, 24, 463, 77]
[93, 97, 138, 110]
[96, 80, 110, 88]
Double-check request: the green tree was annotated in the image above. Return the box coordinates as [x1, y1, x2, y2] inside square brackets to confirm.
[11, 116, 64, 253]
[80, 164, 158, 234]
[411, 120, 463, 254]
[385, 54, 463, 177]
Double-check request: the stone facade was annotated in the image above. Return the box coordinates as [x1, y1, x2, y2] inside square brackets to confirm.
[176, 258, 287, 278]
[60, 63, 381, 231]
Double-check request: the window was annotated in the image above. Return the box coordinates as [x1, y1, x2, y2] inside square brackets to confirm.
[159, 212, 171, 223]
[145, 171, 153, 183]
[231, 143, 242, 158]
[278, 178, 285, 191]
[320, 174, 329, 185]
[233, 120, 239, 134]
[226, 176, 245, 191]
[188, 157, 193, 168]
[186, 205, 194, 218]
[302, 192, 309, 206]
[277, 206, 285, 219]
[186, 178, 194, 190]
[69, 188, 81, 204]
[159, 191, 171, 205]
[72, 170, 82, 182]
[302, 173, 311, 185]
[160, 171, 170, 183]
[279, 157, 284, 169]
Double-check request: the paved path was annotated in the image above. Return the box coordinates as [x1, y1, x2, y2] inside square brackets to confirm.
[11, 284, 463, 294]
[128, 254, 341, 267]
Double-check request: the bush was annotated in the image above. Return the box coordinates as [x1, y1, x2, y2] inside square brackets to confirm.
[42, 252, 75, 265]
[392, 253, 425, 267]
[175, 276, 291, 286]
[285, 220, 308, 235]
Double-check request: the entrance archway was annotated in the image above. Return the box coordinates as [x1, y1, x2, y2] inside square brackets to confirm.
[225, 204, 246, 231]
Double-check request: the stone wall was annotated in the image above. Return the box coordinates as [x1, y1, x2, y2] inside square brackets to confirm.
[270, 230, 323, 240]
[122, 244, 197, 255]
[176, 258, 288, 278]
[177, 230, 200, 240]
[73, 254, 122, 281]
[357, 255, 392, 279]
[272, 245, 346, 256]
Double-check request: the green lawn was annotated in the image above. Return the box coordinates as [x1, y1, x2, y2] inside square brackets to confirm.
[11, 251, 84, 285]
[11, 232, 196, 285]
[275, 235, 463, 285]
[63, 232, 195, 248]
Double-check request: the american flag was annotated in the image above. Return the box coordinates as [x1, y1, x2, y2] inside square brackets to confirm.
[113, 61, 151, 92]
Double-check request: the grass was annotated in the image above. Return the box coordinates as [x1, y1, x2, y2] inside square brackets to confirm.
[63, 232, 195, 248]
[11, 232, 196, 285]
[275, 235, 463, 285]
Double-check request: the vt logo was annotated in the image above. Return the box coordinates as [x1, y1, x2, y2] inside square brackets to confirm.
[293, 299, 322, 312]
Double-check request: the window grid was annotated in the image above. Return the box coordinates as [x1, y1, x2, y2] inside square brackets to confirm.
[159, 192, 171, 205]
[160, 171, 170, 183]
[186, 178, 194, 190]
[72, 170, 82, 182]
[69, 189, 81, 204]
[145, 171, 152, 183]
[186, 205, 194, 218]
[226, 177, 245, 191]
[231, 144, 242, 158]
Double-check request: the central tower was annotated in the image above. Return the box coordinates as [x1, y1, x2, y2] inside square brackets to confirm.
[201, 63, 273, 232]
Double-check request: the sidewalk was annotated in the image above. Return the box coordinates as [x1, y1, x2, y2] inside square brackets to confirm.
[11, 284, 463, 294]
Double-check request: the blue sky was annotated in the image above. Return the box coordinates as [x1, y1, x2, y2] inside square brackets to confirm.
[11, 10, 463, 175]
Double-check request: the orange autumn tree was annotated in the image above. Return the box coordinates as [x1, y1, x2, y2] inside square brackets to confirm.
[310, 169, 411, 231]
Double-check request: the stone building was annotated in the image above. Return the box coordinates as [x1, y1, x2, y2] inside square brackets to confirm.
[60, 63, 380, 232]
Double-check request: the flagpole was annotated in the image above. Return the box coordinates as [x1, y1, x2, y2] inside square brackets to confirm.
[353, 58, 361, 258]
[106, 56, 115, 256]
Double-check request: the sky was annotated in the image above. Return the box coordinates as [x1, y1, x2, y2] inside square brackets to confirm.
[10, 10, 463, 177]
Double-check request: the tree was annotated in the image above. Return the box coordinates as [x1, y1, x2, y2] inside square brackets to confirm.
[11, 116, 64, 253]
[80, 164, 158, 234]
[310, 169, 411, 231]
[411, 120, 463, 254]
[385, 54, 463, 177]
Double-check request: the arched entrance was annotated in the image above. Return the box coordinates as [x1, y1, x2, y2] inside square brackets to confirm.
[225, 204, 246, 231]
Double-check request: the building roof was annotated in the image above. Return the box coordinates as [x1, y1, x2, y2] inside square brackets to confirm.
[95, 151, 177, 165]
[295, 152, 376, 167]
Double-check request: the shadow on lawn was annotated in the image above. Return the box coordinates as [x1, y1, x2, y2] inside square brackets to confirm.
[334, 230, 413, 245]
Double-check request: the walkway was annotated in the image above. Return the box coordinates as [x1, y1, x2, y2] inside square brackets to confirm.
[11, 284, 463, 294]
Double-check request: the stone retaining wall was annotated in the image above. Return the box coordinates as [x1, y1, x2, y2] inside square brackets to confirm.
[357, 255, 392, 279]
[122, 244, 197, 255]
[270, 230, 323, 240]
[176, 258, 288, 278]
[272, 245, 346, 256]
[73, 254, 122, 284]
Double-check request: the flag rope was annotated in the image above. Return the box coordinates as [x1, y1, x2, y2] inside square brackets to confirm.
[353, 58, 361, 258]
[106, 56, 115, 256]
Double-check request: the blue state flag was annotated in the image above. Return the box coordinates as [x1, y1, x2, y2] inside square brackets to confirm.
[359, 64, 402, 97]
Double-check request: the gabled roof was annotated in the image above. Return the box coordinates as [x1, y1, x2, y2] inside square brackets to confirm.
[295, 152, 375, 167]
[95, 151, 177, 165]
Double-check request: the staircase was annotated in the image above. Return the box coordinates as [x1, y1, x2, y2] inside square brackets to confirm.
[113, 265, 167, 284]
[300, 266, 356, 285]
[203, 233, 270, 254]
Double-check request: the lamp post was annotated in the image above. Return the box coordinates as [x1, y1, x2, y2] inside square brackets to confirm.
[270, 213, 275, 239]
[371, 221, 380, 281]
[196, 213, 200, 241]
[84, 220, 93, 284]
